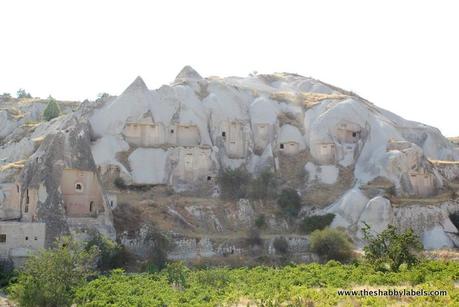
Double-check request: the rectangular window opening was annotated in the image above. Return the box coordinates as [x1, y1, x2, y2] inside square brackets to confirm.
[0, 234, 6, 243]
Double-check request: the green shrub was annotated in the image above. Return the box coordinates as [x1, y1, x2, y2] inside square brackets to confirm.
[0, 259, 16, 288]
[114, 177, 126, 189]
[144, 226, 172, 272]
[0, 93, 12, 101]
[8, 236, 98, 307]
[217, 167, 251, 200]
[277, 188, 302, 217]
[195, 269, 230, 288]
[254, 214, 267, 229]
[362, 224, 423, 272]
[309, 227, 354, 263]
[164, 261, 189, 289]
[16, 88, 31, 99]
[246, 228, 263, 247]
[273, 237, 289, 254]
[300, 213, 335, 234]
[96, 92, 110, 103]
[85, 232, 123, 271]
[43, 96, 61, 121]
[248, 170, 278, 202]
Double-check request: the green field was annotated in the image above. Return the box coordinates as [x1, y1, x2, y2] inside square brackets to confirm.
[74, 260, 459, 306]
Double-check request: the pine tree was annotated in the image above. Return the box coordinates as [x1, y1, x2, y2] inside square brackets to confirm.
[43, 96, 61, 121]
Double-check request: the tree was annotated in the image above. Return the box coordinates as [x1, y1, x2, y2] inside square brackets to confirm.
[300, 214, 335, 234]
[217, 167, 251, 200]
[8, 236, 98, 307]
[43, 96, 61, 121]
[254, 214, 267, 229]
[277, 188, 302, 217]
[248, 170, 278, 202]
[85, 232, 123, 271]
[309, 227, 354, 263]
[164, 261, 189, 289]
[96, 92, 110, 103]
[16, 88, 32, 99]
[0, 93, 12, 101]
[273, 237, 289, 254]
[362, 223, 423, 272]
[144, 225, 172, 272]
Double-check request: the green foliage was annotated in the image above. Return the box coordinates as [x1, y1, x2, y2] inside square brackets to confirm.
[362, 223, 423, 272]
[246, 227, 263, 247]
[8, 236, 98, 307]
[277, 188, 302, 217]
[96, 92, 110, 103]
[254, 214, 267, 229]
[16, 88, 31, 99]
[217, 167, 251, 200]
[300, 213, 335, 234]
[248, 170, 278, 202]
[273, 237, 289, 254]
[195, 269, 230, 288]
[144, 226, 172, 272]
[85, 232, 123, 271]
[0, 259, 16, 288]
[113, 177, 126, 189]
[43, 96, 61, 121]
[0, 93, 12, 101]
[164, 261, 189, 289]
[74, 260, 459, 306]
[309, 227, 354, 263]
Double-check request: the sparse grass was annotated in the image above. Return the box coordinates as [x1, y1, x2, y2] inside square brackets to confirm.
[429, 159, 459, 165]
[270, 91, 347, 108]
[390, 191, 455, 206]
[0, 160, 26, 172]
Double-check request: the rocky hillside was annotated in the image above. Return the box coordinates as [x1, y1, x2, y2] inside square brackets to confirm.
[1, 67, 459, 264]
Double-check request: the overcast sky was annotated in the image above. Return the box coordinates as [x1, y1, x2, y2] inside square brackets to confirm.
[1, 0, 458, 136]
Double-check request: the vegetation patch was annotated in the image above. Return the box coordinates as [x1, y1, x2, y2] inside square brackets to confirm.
[277, 188, 302, 217]
[309, 227, 354, 263]
[73, 260, 459, 306]
[300, 213, 335, 234]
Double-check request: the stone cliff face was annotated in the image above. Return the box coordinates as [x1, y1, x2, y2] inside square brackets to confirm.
[1, 68, 459, 263]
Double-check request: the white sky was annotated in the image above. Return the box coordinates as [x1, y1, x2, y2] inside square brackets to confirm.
[1, 0, 458, 136]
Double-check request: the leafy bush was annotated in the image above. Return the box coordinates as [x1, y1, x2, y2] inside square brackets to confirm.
[248, 170, 278, 202]
[0, 259, 16, 288]
[195, 269, 230, 288]
[217, 167, 251, 200]
[362, 224, 423, 272]
[246, 228, 263, 247]
[164, 261, 189, 289]
[0, 93, 12, 101]
[43, 96, 61, 121]
[273, 237, 289, 254]
[16, 88, 31, 99]
[114, 177, 126, 189]
[254, 214, 267, 229]
[85, 232, 123, 271]
[300, 214, 335, 234]
[9, 236, 98, 307]
[309, 227, 354, 263]
[277, 188, 302, 217]
[96, 92, 110, 103]
[144, 225, 172, 272]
